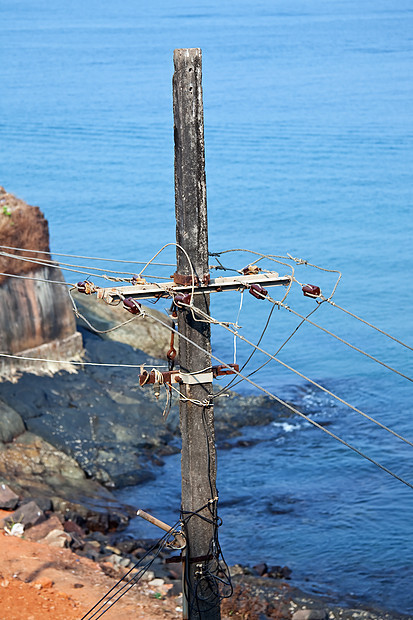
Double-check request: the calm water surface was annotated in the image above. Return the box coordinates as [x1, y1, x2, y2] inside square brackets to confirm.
[1, 0, 412, 613]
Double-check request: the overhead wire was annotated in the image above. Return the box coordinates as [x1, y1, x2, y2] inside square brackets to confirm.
[0, 244, 176, 267]
[213, 302, 278, 398]
[3, 278, 411, 488]
[184, 300, 413, 448]
[221, 300, 325, 394]
[0, 250, 171, 283]
[144, 311, 413, 491]
[81, 500, 231, 618]
[271, 298, 412, 383]
[6, 243, 410, 353]
[210, 250, 411, 380]
[0, 351, 168, 369]
[0, 271, 73, 286]
[245, 250, 411, 351]
[210, 248, 342, 300]
[68, 287, 144, 334]
[137, 241, 197, 297]
[324, 297, 413, 352]
[5, 290, 409, 456]
[5, 257, 412, 452]
[2, 249, 412, 487]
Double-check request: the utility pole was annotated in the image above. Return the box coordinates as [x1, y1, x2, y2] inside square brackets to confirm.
[173, 48, 220, 619]
[77, 48, 289, 619]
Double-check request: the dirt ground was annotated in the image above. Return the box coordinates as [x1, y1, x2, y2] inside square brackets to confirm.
[0, 510, 404, 620]
[0, 517, 181, 620]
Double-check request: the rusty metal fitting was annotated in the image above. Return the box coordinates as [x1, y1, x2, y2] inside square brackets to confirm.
[242, 264, 260, 275]
[171, 272, 199, 286]
[302, 284, 321, 298]
[139, 370, 182, 386]
[123, 297, 142, 315]
[212, 363, 239, 377]
[249, 283, 268, 299]
[131, 275, 147, 285]
[77, 281, 97, 295]
[174, 292, 192, 307]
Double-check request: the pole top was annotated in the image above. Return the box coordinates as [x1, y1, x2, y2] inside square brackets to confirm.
[173, 48, 202, 67]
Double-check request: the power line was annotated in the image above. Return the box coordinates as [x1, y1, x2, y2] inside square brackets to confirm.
[2, 254, 412, 487]
[0, 250, 138, 279]
[0, 271, 72, 286]
[325, 297, 413, 352]
[274, 300, 412, 383]
[3, 265, 411, 445]
[80, 525, 178, 619]
[219, 301, 325, 395]
[68, 288, 144, 334]
[3, 302, 412, 489]
[1, 251, 127, 282]
[0, 244, 176, 267]
[0, 351, 167, 369]
[145, 312, 413, 491]
[6, 266, 412, 454]
[186, 301, 413, 448]
[0, 250, 172, 283]
[211, 250, 412, 352]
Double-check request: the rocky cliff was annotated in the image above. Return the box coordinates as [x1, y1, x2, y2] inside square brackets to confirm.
[0, 187, 82, 378]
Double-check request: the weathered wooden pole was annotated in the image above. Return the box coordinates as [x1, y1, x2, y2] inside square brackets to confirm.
[173, 48, 220, 619]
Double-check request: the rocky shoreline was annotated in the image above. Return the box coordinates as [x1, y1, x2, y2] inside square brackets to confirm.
[0, 316, 411, 618]
[0, 490, 410, 620]
[0, 320, 287, 525]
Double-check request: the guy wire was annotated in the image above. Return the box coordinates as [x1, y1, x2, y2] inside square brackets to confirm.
[325, 297, 413, 352]
[187, 302, 413, 449]
[273, 299, 412, 383]
[147, 312, 413, 491]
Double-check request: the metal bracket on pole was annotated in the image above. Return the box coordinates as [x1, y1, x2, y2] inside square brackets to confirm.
[180, 372, 214, 385]
[136, 509, 186, 550]
[138, 364, 240, 387]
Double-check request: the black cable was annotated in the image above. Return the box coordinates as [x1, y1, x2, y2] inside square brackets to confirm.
[80, 523, 180, 620]
[213, 302, 277, 399]
[148, 312, 413, 490]
[180, 498, 233, 613]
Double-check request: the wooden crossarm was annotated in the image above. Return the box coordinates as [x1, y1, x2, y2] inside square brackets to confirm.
[95, 271, 290, 302]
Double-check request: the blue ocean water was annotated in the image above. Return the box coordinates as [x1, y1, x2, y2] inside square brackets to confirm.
[1, 0, 413, 613]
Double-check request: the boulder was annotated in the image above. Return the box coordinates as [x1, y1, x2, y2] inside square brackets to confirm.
[292, 610, 328, 620]
[0, 400, 25, 442]
[253, 562, 268, 577]
[20, 496, 53, 512]
[0, 431, 129, 531]
[0, 483, 19, 510]
[24, 515, 64, 541]
[71, 289, 174, 360]
[0, 500, 44, 529]
[43, 528, 72, 548]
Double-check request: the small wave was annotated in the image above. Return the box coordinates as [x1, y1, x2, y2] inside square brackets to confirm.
[272, 421, 301, 433]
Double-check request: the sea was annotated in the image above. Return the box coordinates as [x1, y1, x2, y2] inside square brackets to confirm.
[1, 0, 412, 614]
